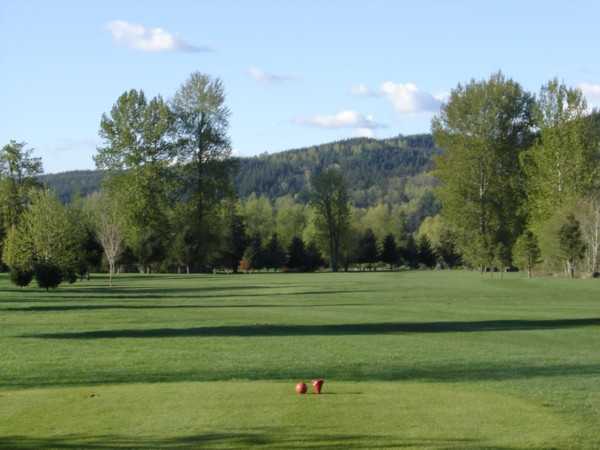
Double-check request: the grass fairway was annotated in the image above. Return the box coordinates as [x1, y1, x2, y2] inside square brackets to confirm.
[1, 271, 599, 449]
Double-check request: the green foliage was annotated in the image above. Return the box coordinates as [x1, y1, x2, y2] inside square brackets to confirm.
[522, 80, 598, 226]
[433, 71, 535, 269]
[559, 214, 587, 278]
[274, 196, 306, 248]
[241, 194, 275, 241]
[513, 231, 542, 277]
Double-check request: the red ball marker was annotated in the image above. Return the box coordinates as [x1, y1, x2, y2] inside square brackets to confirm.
[312, 379, 324, 394]
[295, 382, 307, 394]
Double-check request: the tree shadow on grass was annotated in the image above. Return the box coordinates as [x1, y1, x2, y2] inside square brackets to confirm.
[0, 431, 542, 449]
[4, 361, 600, 390]
[23, 318, 600, 339]
[5, 302, 370, 312]
[0, 289, 371, 304]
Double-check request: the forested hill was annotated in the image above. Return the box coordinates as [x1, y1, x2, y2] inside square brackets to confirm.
[41, 134, 440, 207]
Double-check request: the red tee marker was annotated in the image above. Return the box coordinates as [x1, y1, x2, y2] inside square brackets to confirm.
[312, 379, 324, 394]
[295, 382, 307, 394]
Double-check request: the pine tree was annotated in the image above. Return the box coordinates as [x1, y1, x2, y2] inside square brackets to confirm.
[381, 234, 399, 269]
[357, 228, 379, 270]
[287, 236, 306, 271]
[304, 241, 324, 272]
[264, 234, 286, 270]
[417, 235, 436, 268]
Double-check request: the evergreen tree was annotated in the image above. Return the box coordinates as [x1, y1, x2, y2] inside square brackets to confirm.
[399, 235, 418, 268]
[264, 233, 286, 270]
[357, 228, 379, 269]
[304, 241, 324, 272]
[417, 235, 436, 268]
[381, 234, 399, 269]
[559, 214, 586, 278]
[287, 236, 307, 271]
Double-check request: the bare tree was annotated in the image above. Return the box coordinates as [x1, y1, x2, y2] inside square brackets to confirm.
[86, 192, 124, 286]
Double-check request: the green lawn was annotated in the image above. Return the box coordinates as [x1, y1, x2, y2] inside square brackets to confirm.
[1, 271, 599, 449]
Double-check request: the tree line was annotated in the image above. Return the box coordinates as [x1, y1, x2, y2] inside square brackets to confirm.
[2, 70, 600, 287]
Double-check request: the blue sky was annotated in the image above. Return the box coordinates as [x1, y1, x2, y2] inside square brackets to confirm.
[2, 0, 600, 173]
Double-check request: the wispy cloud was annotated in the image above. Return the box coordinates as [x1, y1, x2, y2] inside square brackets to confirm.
[579, 83, 600, 106]
[294, 110, 385, 132]
[247, 67, 295, 84]
[352, 81, 442, 114]
[107, 20, 212, 53]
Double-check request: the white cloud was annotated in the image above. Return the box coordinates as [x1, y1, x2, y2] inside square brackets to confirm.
[107, 20, 211, 53]
[579, 83, 600, 106]
[380, 81, 442, 114]
[247, 67, 295, 84]
[294, 110, 385, 130]
[352, 81, 443, 114]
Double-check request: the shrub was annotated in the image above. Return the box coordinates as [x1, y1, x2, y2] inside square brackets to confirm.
[34, 262, 63, 290]
[10, 268, 34, 287]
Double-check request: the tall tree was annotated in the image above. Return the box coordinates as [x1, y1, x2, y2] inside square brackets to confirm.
[171, 72, 235, 268]
[522, 80, 597, 226]
[433, 72, 535, 270]
[310, 168, 350, 272]
[95, 89, 175, 271]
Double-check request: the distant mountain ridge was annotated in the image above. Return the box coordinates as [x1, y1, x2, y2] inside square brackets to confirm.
[41, 134, 440, 207]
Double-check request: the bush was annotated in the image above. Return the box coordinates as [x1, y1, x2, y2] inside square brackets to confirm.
[34, 262, 63, 290]
[9, 268, 34, 287]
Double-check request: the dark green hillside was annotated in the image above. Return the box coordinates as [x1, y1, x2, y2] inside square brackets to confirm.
[40, 170, 106, 203]
[236, 134, 439, 206]
[41, 134, 439, 206]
